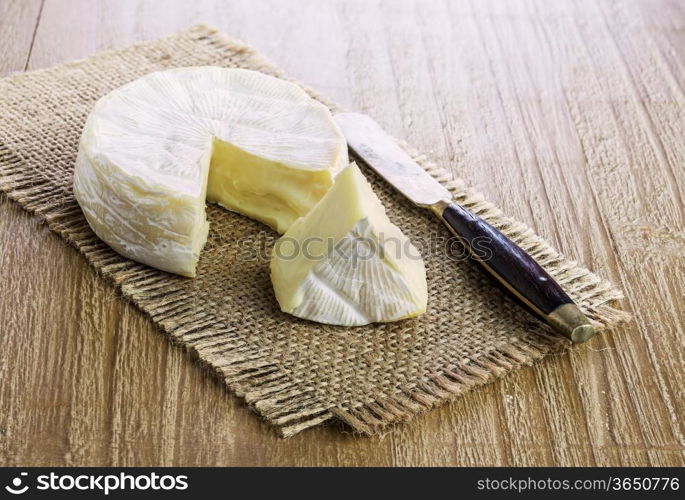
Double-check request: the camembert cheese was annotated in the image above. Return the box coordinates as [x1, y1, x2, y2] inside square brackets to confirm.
[270, 163, 428, 326]
[73, 67, 348, 276]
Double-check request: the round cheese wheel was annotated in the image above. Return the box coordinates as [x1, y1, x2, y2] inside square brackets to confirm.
[74, 67, 348, 276]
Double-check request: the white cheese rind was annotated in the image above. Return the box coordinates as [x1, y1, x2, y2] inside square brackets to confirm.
[73, 67, 348, 276]
[270, 163, 428, 326]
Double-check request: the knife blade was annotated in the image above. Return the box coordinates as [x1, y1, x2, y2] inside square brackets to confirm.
[334, 111, 595, 343]
[334, 112, 451, 206]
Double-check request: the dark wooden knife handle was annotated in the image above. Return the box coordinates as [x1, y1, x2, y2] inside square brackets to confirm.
[435, 201, 595, 343]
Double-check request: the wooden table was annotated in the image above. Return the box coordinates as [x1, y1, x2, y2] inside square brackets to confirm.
[1, 0, 683, 467]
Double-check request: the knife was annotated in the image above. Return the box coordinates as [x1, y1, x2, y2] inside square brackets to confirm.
[334, 112, 595, 343]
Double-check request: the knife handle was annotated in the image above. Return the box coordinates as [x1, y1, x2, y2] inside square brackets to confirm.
[433, 200, 595, 343]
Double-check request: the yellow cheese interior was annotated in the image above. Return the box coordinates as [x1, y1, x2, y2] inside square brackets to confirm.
[206, 138, 336, 233]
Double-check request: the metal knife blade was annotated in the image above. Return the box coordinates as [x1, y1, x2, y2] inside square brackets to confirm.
[333, 112, 451, 207]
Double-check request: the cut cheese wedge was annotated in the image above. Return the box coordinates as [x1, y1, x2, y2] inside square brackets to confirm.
[73, 67, 348, 276]
[270, 163, 428, 326]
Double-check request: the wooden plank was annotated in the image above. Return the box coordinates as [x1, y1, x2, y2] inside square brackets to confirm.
[0, 0, 683, 466]
[0, 0, 46, 465]
[563, 0, 685, 464]
[0, 0, 43, 75]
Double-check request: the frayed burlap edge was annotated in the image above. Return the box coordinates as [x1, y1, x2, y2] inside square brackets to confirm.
[0, 25, 630, 437]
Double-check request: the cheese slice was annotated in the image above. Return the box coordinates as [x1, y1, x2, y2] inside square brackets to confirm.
[73, 67, 348, 276]
[270, 163, 428, 326]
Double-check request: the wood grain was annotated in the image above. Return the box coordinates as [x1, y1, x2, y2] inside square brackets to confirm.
[0, 0, 683, 466]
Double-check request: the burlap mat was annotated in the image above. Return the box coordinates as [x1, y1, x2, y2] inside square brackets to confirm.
[0, 25, 629, 437]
